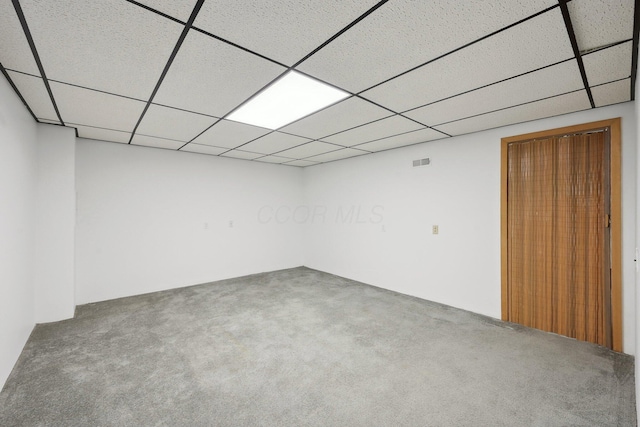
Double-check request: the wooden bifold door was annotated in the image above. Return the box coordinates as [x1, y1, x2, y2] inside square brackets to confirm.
[501, 119, 621, 351]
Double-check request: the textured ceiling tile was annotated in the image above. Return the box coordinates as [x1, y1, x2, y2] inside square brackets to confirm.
[240, 132, 312, 155]
[21, 0, 183, 99]
[405, 60, 584, 126]
[297, 0, 557, 92]
[254, 155, 295, 164]
[72, 125, 131, 144]
[283, 159, 319, 167]
[180, 143, 227, 156]
[153, 30, 287, 117]
[137, 104, 217, 142]
[0, 1, 39, 74]
[322, 115, 424, 147]
[305, 148, 368, 163]
[220, 150, 264, 160]
[51, 82, 146, 131]
[354, 128, 445, 152]
[276, 141, 340, 159]
[582, 42, 632, 86]
[361, 9, 574, 113]
[131, 134, 185, 150]
[568, 0, 634, 52]
[191, 119, 271, 149]
[281, 97, 393, 139]
[591, 79, 631, 107]
[435, 91, 591, 136]
[194, 0, 379, 66]
[133, 0, 198, 22]
[6, 71, 57, 120]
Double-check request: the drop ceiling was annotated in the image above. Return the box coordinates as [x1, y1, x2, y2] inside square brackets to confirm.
[0, 0, 636, 167]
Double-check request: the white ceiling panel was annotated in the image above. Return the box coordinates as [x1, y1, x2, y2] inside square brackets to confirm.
[254, 155, 295, 164]
[361, 9, 574, 113]
[220, 150, 264, 160]
[281, 97, 392, 139]
[194, 0, 380, 66]
[240, 132, 312, 155]
[153, 29, 287, 117]
[435, 91, 591, 136]
[51, 82, 146, 131]
[21, 0, 183, 99]
[322, 115, 424, 147]
[405, 60, 584, 126]
[0, 1, 39, 74]
[284, 160, 319, 167]
[582, 42, 632, 86]
[591, 79, 631, 107]
[131, 134, 185, 150]
[276, 141, 340, 159]
[73, 125, 131, 144]
[137, 104, 217, 142]
[6, 71, 57, 120]
[354, 128, 445, 152]
[306, 148, 369, 163]
[180, 144, 227, 156]
[134, 0, 198, 22]
[298, 0, 557, 92]
[191, 118, 271, 149]
[568, 0, 634, 51]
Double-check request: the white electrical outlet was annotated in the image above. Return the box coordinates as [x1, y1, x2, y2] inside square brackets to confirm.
[229, 221, 234, 228]
[432, 225, 439, 234]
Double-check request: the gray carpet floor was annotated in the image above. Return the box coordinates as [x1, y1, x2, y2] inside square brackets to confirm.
[0, 267, 635, 426]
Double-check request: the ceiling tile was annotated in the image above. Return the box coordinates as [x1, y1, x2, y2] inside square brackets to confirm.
[239, 132, 311, 155]
[283, 160, 319, 167]
[582, 42, 632, 86]
[133, 0, 198, 22]
[191, 119, 271, 149]
[405, 60, 584, 126]
[568, 0, 634, 52]
[21, 0, 183, 99]
[322, 115, 424, 147]
[361, 8, 574, 113]
[153, 29, 287, 117]
[6, 71, 57, 121]
[137, 104, 217, 142]
[131, 134, 185, 150]
[297, 0, 557, 92]
[591, 79, 631, 107]
[180, 143, 227, 156]
[51, 82, 146, 131]
[281, 97, 392, 139]
[220, 150, 264, 160]
[276, 141, 340, 159]
[434, 91, 591, 136]
[194, 0, 380, 66]
[254, 155, 294, 164]
[305, 148, 369, 163]
[0, 1, 39, 74]
[354, 128, 446, 152]
[72, 124, 131, 144]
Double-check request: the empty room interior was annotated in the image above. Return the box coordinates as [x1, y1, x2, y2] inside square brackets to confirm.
[1, 0, 640, 425]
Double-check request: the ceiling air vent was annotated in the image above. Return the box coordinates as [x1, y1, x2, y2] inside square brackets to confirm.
[412, 158, 430, 167]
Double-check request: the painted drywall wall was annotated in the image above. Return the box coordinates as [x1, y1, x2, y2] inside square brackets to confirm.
[635, 67, 640, 421]
[303, 102, 637, 355]
[34, 124, 76, 322]
[75, 139, 305, 304]
[0, 74, 38, 386]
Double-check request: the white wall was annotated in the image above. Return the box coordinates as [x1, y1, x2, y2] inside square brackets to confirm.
[34, 124, 76, 322]
[75, 139, 305, 304]
[303, 102, 637, 355]
[0, 74, 38, 386]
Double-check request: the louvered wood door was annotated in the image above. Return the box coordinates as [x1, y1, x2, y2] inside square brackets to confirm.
[505, 129, 611, 348]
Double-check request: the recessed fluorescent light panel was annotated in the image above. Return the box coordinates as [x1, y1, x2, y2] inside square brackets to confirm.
[227, 71, 350, 130]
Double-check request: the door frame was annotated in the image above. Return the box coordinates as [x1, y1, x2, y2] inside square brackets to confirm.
[500, 118, 622, 351]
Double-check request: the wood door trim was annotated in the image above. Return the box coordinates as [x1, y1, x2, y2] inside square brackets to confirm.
[500, 118, 622, 352]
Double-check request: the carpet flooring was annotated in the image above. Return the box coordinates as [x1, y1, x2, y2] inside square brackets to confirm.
[0, 267, 635, 426]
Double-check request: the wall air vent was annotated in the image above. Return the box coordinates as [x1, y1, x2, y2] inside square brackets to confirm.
[412, 158, 430, 167]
